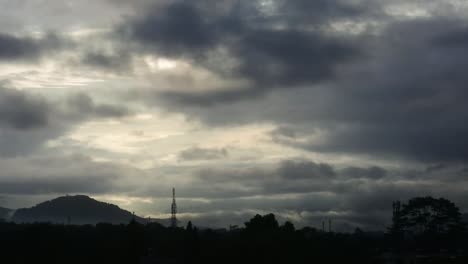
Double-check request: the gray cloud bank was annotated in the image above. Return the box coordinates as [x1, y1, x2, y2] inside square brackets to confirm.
[0, 32, 65, 61]
[103, 0, 468, 228]
[3, 156, 467, 231]
[168, 159, 468, 230]
[119, 0, 360, 100]
[109, 0, 468, 163]
[178, 147, 228, 161]
[0, 86, 131, 157]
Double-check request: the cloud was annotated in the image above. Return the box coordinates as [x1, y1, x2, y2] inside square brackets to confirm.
[0, 86, 61, 157]
[170, 160, 393, 200]
[118, 0, 361, 103]
[0, 32, 64, 61]
[1, 153, 467, 230]
[144, 16, 468, 163]
[0, 86, 50, 129]
[134, 158, 468, 230]
[279, 160, 336, 180]
[80, 50, 132, 72]
[341, 166, 387, 180]
[178, 147, 228, 161]
[0, 86, 131, 157]
[65, 93, 131, 119]
[125, 1, 221, 56]
[230, 28, 357, 88]
[0, 33, 41, 60]
[0, 154, 140, 195]
[1, 0, 468, 231]
[278, 0, 372, 24]
[292, 19, 468, 162]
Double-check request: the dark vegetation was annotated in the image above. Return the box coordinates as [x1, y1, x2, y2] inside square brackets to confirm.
[0, 206, 12, 219]
[0, 196, 467, 264]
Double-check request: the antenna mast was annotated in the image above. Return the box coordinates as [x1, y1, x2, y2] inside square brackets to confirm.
[171, 188, 177, 228]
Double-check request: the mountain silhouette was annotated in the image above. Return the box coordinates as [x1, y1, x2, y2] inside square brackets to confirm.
[12, 195, 151, 225]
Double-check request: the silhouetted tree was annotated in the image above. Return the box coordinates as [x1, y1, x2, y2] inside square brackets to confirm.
[1, 212, 466, 264]
[354, 227, 364, 236]
[388, 200, 404, 242]
[398, 196, 463, 235]
[186, 221, 193, 232]
[244, 213, 279, 234]
[281, 221, 295, 233]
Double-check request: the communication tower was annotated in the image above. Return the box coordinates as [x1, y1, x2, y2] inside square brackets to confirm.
[171, 188, 177, 228]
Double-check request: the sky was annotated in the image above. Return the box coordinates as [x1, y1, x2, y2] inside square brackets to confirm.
[0, 0, 468, 231]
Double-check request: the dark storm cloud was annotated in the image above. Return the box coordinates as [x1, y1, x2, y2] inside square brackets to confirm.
[0, 86, 131, 157]
[292, 19, 468, 162]
[125, 1, 222, 56]
[0, 87, 131, 130]
[231, 29, 357, 88]
[0, 87, 50, 129]
[279, 160, 336, 180]
[147, 15, 468, 163]
[0, 32, 64, 61]
[0, 33, 40, 60]
[120, 0, 360, 102]
[178, 147, 228, 161]
[113, 0, 468, 163]
[0, 87, 80, 157]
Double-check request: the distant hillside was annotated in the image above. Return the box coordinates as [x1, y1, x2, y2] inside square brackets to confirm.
[12, 195, 149, 225]
[0, 207, 12, 220]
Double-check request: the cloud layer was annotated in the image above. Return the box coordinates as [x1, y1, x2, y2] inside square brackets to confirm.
[0, 0, 468, 231]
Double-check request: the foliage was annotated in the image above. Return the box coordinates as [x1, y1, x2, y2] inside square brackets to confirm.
[391, 196, 463, 236]
[244, 213, 279, 233]
[0, 198, 467, 263]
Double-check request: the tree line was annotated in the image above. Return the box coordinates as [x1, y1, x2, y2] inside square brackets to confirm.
[0, 196, 467, 264]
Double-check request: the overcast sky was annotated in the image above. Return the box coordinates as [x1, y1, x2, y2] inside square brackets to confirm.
[1, 0, 468, 231]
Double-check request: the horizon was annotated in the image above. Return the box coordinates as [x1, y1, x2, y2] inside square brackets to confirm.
[2, 193, 468, 232]
[1, 0, 468, 233]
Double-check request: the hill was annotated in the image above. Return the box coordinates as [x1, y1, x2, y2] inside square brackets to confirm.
[12, 195, 148, 225]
